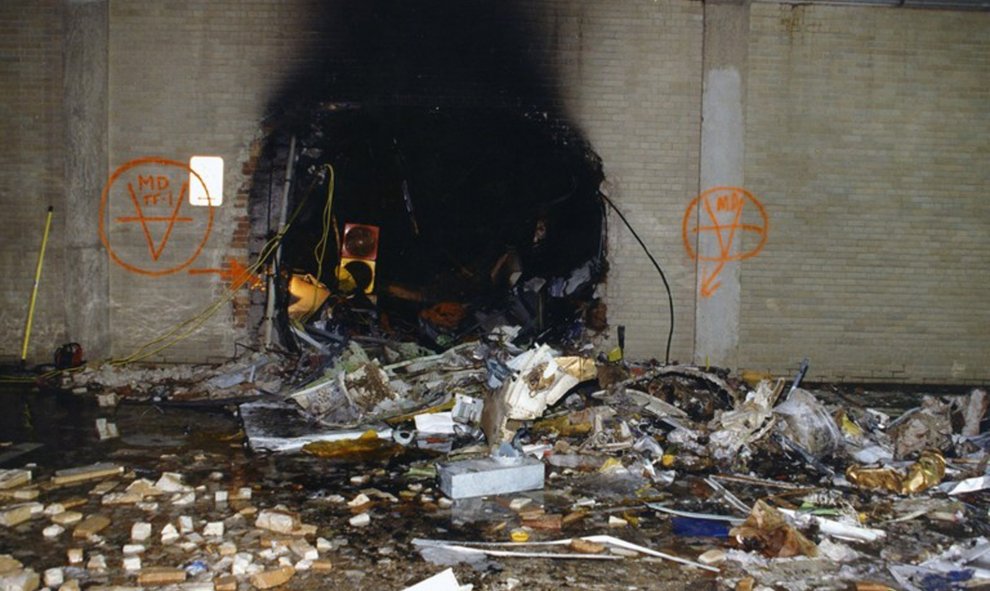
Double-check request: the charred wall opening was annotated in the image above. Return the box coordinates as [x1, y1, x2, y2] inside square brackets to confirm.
[248, 2, 608, 350]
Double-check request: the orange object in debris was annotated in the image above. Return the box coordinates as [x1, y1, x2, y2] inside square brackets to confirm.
[420, 302, 467, 330]
[287, 273, 330, 320]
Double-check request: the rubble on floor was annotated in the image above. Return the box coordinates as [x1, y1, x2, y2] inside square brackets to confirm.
[5, 335, 990, 590]
[56, 353, 284, 404]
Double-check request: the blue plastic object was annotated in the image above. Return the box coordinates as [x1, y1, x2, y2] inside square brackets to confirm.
[670, 516, 731, 538]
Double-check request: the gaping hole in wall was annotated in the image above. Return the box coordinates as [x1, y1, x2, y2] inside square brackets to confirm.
[250, 106, 607, 350]
[246, 2, 609, 351]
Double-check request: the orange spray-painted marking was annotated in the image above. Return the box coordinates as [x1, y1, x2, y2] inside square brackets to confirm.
[682, 187, 769, 298]
[99, 157, 215, 277]
[188, 257, 263, 291]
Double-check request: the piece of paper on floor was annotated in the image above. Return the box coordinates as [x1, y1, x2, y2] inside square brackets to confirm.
[402, 567, 468, 591]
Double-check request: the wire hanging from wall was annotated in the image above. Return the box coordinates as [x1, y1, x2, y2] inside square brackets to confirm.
[599, 194, 675, 365]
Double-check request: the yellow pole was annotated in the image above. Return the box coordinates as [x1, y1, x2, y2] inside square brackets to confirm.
[20, 206, 54, 365]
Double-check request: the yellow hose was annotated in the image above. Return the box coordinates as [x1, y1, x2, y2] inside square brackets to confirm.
[20, 206, 53, 364]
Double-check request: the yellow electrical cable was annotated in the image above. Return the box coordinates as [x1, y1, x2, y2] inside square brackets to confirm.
[303, 164, 335, 323]
[0, 162, 328, 380]
[313, 164, 335, 283]
[106, 172, 326, 366]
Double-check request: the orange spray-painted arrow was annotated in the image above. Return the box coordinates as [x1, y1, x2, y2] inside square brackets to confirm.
[188, 256, 263, 290]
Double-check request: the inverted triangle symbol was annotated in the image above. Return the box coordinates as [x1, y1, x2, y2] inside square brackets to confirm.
[125, 181, 190, 261]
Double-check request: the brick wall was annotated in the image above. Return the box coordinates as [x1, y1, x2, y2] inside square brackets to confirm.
[741, 4, 990, 382]
[0, 1, 66, 363]
[1, 0, 987, 381]
[104, 1, 321, 362]
[549, 0, 704, 364]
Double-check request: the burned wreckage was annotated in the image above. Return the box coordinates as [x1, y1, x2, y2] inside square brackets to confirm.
[3, 107, 990, 591]
[255, 104, 610, 356]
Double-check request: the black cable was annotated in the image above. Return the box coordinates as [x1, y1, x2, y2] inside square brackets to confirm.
[599, 194, 675, 365]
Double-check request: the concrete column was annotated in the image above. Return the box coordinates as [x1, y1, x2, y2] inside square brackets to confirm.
[694, 0, 749, 368]
[63, 0, 110, 359]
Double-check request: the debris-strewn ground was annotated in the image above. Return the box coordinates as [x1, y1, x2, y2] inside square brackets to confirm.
[2, 341, 988, 591]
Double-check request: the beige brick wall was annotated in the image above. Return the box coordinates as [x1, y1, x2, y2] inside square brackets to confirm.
[102, 0, 705, 364]
[105, 1, 319, 362]
[0, 1, 67, 363]
[2, 1, 986, 381]
[551, 0, 704, 363]
[741, 4, 990, 382]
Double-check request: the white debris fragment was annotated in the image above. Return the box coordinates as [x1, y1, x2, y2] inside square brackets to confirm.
[161, 523, 180, 544]
[43, 524, 65, 539]
[698, 549, 726, 565]
[178, 515, 194, 534]
[347, 493, 371, 508]
[203, 521, 224, 537]
[255, 509, 300, 534]
[131, 522, 152, 541]
[509, 498, 532, 511]
[44, 567, 64, 588]
[122, 544, 145, 555]
[96, 393, 118, 407]
[43, 503, 65, 516]
[289, 539, 318, 561]
[402, 568, 467, 591]
[154, 473, 192, 494]
[215, 490, 229, 504]
[86, 553, 107, 572]
[349, 513, 371, 527]
[122, 555, 142, 571]
[66, 548, 83, 564]
[172, 492, 196, 506]
[95, 418, 119, 440]
[231, 553, 254, 576]
[259, 546, 289, 562]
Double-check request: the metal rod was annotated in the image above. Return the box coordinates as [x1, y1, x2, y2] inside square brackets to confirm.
[262, 136, 297, 349]
[21, 206, 54, 365]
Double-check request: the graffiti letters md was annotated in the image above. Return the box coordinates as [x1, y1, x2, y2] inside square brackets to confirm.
[682, 187, 769, 298]
[99, 158, 215, 277]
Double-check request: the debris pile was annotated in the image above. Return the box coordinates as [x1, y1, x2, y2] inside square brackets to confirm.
[8, 335, 990, 589]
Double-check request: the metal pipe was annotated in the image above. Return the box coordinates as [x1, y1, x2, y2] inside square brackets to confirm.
[262, 136, 297, 349]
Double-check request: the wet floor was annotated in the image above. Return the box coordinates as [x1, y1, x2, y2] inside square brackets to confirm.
[0, 384, 724, 590]
[1, 383, 987, 590]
